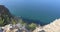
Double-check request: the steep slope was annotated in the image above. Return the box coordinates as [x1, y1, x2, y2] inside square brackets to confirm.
[43, 18, 60, 32]
[0, 5, 12, 26]
[0, 5, 12, 17]
[33, 18, 60, 32]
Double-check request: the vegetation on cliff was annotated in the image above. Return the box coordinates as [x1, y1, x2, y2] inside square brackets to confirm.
[0, 5, 37, 31]
[26, 23, 37, 31]
[0, 5, 12, 26]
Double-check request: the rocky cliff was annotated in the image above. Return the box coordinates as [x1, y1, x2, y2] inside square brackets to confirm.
[0, 5, 13, 26]
[0, 5, 12, 17]
[43, 18, 60, 32]
[33, 18, 60, 32]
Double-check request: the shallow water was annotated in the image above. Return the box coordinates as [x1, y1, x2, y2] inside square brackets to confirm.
[0, 0, 60, 25]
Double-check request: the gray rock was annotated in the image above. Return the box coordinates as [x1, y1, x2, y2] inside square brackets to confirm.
[39, 30, 45, 32]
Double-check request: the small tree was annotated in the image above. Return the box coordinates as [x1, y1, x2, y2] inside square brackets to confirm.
[0, 17, 4, 26]
[26, 23, 37, 31]
[11, 19, 16, 24]
[18, 19, 27, 26]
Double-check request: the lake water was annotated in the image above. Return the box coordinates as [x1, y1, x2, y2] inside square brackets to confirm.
[0, 0, 60, 25]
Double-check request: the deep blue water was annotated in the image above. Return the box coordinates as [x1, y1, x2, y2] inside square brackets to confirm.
[0, 0, 60, 25]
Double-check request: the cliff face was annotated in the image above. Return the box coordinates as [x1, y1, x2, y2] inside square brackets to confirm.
[43, 18, 60, 32]
[0, 5, 12, 26]
[33, 18, 60, 32]
[0, 5, 12, 17]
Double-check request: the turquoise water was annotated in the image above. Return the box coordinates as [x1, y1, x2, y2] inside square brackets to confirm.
[0, 0, 60, 24]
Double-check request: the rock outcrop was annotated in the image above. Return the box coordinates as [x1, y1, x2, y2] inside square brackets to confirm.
[2, 24, 18, 32]
[33, 18, 60, 32]
[43, 18, 60, 32]
[1, 23, 29, 32]
[33, 25, 43, 32]
[0, 5, 17, 26]
[0, 5, 12, 18]
[0, 5, 13, 26]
